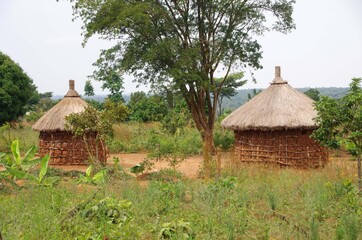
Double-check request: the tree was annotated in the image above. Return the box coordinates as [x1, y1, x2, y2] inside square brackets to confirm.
[161, 99, 191, 134]
[312, 78, 362, 191]
[304, 88, 320, 101]
[215, 72, 246, 117]
[65, 99, 128, 164]
[100, 72, 125, 102]
[84, 80, 95, 97]
[72, 0, 295, 176]
[0, 51, 37, 124]
[128, 92, 168, 122]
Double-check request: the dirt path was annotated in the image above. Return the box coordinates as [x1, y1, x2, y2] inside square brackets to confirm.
[111, 152, 233, 178]
[48, 152, 233, 179]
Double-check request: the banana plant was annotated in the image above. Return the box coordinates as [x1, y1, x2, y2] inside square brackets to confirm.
[5, 154, 59, 186]
[78, 165, 107, 185]
[1, 140, 42, 171]
[0, 140, 59, 186]
[1, 152, 18, 187]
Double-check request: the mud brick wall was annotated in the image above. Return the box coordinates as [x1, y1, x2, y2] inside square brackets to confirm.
[234, 129, 328, 168]
[38, 131, 107, 165]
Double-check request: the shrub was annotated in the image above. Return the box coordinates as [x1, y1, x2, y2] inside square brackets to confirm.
[213, 127, 234, 151]
[63, 197, 136, 239]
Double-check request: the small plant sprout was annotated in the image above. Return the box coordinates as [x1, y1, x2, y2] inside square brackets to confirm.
[78, 165, 107, 185]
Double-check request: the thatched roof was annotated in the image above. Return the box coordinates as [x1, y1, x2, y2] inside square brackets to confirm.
[221, 66, 317, 131]
[32, 80, 88, 132]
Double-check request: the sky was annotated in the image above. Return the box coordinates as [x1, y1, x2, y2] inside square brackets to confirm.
[0, 0, 361, 96]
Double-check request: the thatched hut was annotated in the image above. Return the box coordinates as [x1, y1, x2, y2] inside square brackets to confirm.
[221, 66, 328, 167]
[32, 80, 107, 165]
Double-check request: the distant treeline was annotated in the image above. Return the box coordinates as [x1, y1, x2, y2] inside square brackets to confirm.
[53, 87, 348, 112]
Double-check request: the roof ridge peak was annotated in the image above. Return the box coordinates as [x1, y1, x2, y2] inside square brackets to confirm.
[271, 66, 287, 85]
[65, 80, 80, 97]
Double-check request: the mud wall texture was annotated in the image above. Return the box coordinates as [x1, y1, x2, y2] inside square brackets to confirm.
[234, 129, 328, 168]
[38, 131, 107, 165]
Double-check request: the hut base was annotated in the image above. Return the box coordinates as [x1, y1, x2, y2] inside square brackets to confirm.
[38, 131, 107, 165]
[234, 129, 328, 168]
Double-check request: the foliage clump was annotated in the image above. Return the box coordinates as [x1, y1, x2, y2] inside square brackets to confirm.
[63, 197, 136, 239]
[65, 99, 129, 164]
[0, 140, 58, 188]
[0, 51, 37, 124]
[312, 77, 362, 190]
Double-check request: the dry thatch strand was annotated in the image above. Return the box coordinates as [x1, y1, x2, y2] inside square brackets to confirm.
[221, 66, 317, 131]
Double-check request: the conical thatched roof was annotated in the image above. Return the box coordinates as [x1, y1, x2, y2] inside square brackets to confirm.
[221, 66, 317, 131]
[32, 80, 88, 131]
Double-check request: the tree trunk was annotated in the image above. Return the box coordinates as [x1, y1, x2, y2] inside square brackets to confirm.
[201, 129, 216, 178]
[358, 155, 361, 192]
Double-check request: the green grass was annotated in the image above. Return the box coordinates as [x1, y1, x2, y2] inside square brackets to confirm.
[1, 160, 361, 239]
[108, 122, 203, 155]
[1, 123, 360, 239]
[0, 125, 38, 152]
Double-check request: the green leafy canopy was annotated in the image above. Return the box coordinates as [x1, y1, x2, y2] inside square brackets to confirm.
[0, 52, 37, 124]
[312, 78, 362, 156]
[312, 77, 362, 190]
[70, 0, 295, 175]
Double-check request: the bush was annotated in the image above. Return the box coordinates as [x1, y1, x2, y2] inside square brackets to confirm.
[161, 101, 191, 135]
[108, 123, 202, 155]
[63, 197, 137, 239]
[213, 126, 234, 151]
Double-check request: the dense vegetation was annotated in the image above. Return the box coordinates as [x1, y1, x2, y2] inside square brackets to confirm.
[313, 78, 362, 191]
[0, 51, 37, 125]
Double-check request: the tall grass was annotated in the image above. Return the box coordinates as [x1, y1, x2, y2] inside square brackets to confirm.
[1, 157, 361, 239]
[0, 125, 38, 152]
[108, 122, 203, 155]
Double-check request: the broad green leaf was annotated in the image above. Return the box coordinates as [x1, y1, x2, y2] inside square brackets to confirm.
[77, 175, 93, 184]
[38, 155, 50, 183]
[11, 140, 20, 165]
[23, 145, 37, 162]
[21, 157, 43, 171]
[92, 169, 107, 185]
[5, 167, 37, 181]
[86, 165, 93, 177]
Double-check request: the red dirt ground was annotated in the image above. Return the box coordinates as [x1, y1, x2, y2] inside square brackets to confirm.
[49, 152, 234, 179]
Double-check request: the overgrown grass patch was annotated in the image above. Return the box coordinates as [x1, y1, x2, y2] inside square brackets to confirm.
[108, 122, 203, 155]
[0, 125, 38, 152]
[1, 159, 361, 239]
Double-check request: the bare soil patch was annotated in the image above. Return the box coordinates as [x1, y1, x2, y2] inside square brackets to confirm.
[48, 152, 234, 179]
[41, 153, 357, 180]
[111, 152, 234, 178]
